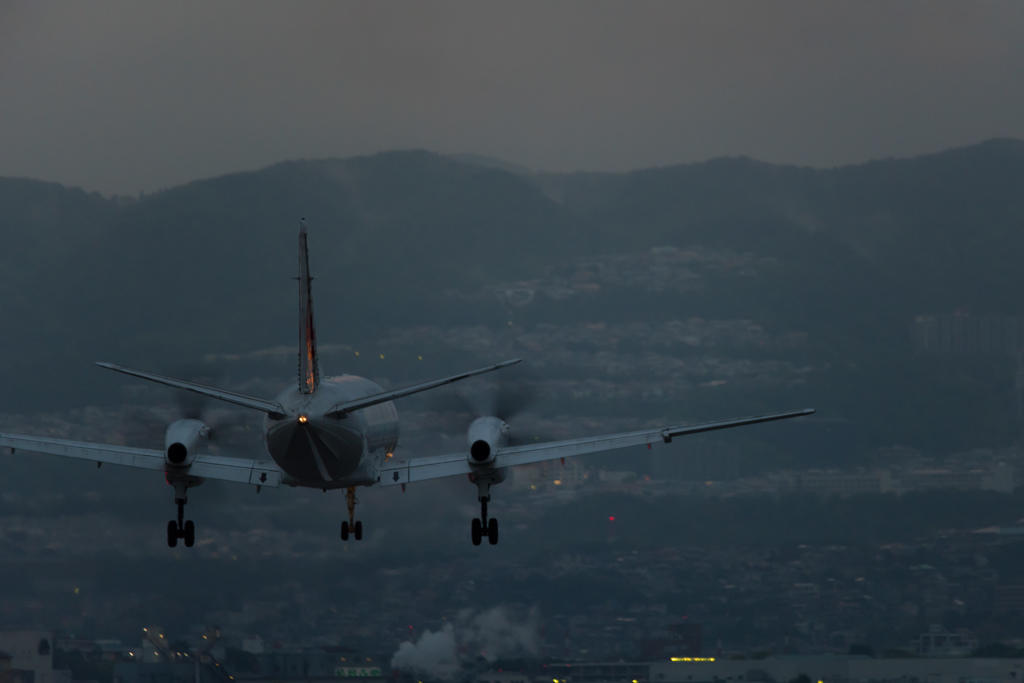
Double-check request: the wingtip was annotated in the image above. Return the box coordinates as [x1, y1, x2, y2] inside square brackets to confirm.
[802, 408, 816, 415]
[95, 361, 115, 369]
[500, 358, 522, 367]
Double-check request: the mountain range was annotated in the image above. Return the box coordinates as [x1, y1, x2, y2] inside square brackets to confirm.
[2, 139, 1024, 457]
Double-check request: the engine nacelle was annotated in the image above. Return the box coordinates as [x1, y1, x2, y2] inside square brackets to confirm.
[466, 416, 508, 467]
[165, 418, 209, 468]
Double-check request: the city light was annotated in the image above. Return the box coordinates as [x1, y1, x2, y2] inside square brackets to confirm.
[670, 657, 716, 662]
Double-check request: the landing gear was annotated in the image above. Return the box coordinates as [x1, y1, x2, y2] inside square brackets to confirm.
[340, 487, 363, 541]
[472, 482, 499, 546]
[472, 518, 482, 546]
[167, 483, 196, 548]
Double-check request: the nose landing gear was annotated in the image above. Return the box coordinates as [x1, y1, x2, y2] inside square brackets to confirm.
[167, 482, 195, 548]
[340, 486, 363, 541]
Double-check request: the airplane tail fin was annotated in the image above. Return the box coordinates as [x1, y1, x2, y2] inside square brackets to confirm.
[298, 219, 320, 394]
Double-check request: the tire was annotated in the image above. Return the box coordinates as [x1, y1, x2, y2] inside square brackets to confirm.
[471, 518, 482, 546]
[184, 520, 195, 548]
[354, 520, 363, 541]
[341, 521, 349, 541]
[487, 518, 499, 545]
[167, 521, 178, 548]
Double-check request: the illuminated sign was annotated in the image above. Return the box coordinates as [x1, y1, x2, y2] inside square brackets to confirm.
[334, 667, 381, 678]
[670, 658, 716, 662]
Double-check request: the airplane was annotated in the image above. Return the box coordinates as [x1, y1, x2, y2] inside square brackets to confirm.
[0, 220, 814, 548]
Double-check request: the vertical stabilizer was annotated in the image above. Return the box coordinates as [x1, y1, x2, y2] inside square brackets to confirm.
[298, 219, 320, 394]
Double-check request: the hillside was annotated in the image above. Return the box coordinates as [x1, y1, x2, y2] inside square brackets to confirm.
[1, 140, 1023, 457]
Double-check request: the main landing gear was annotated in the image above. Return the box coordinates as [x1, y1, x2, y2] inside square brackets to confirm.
[340, 487, 363, 541]
[472, 482, 499, 546]
[167, 482, 195, 548]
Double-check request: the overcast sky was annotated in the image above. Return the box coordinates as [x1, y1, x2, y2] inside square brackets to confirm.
[1, 1, 1022, 195]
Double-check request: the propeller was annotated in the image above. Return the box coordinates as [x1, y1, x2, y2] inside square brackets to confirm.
[127, 367, 260, 454]
[425, 370, 549, 446]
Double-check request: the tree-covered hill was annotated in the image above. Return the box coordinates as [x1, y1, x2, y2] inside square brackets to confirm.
[1, 140, 1023, 455]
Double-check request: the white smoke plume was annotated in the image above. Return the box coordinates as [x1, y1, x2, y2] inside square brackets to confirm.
[391, 607, 540, 679]
[391, 623, 460, 680]
[458, 607, 540, 662]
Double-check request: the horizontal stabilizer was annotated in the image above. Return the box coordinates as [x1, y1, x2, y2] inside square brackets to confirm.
[329, 359, 521, 417]
[96, 362, 287, 418]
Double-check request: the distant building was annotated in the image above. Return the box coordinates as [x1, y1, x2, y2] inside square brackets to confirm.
[899, 469, 986, 492]
[510, 460, 590, 491]
[787, 470, 893, 497]
[497, 656, 1024, 683]
[232, 650, 387, 683]
[639, 623, 702, 661]
[0, 632, 58, 683]
[545, 662, 649, 683]
[114, 661, 223, 683]
[994, 584, 1024, 612]
[240, 638, 264, 656]
[649, 655, 1024, 683]
[651, 440, 740, 482]
[0, 651, 34, 683]
[910, 625, 978, 657]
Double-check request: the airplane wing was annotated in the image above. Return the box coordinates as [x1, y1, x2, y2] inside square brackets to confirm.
[379, 409, 814, 486]
[328, 359, 522, 417]
[0, 433, 282, 487]
[95, 363, 287, 418]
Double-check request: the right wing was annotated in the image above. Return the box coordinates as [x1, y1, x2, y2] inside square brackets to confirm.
[0, 432, 281, 487]
[96, 363, 287, 418]
[380, 409, 814, 486]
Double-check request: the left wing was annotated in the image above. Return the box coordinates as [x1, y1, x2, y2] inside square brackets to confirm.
[379, 409, 814, 486]
[0, 433, 282, 487]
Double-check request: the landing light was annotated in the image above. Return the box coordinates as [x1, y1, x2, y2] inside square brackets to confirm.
[298, 416, 308, 423]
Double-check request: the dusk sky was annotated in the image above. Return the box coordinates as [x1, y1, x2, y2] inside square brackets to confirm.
[1, 1, 1022, 195]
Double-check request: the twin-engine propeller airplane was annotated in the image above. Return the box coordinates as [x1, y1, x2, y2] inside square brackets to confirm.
[0, 221, 814, 548]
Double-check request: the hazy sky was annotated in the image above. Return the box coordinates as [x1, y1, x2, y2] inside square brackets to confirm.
[1, 2, 1023, 195]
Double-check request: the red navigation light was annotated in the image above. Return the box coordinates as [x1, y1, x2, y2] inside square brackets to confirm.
[609, 516, 615, 521]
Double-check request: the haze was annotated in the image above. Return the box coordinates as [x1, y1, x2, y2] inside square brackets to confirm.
[1, 1, 1023, 196]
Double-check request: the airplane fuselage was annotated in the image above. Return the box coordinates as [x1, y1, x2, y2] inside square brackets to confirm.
[264, 376, 399, 488]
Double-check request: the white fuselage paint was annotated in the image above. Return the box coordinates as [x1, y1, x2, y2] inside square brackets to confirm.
[263, 376, 399, 489]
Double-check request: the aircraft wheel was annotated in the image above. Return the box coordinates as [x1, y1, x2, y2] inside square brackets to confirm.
[354, 520, 363, 541]
[184, 520, 195, 548]
[341, 521, 349, 541]
[471, 518, 482, 546]
[487, 518, 499, 545]
[167, 521, 179, 548]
